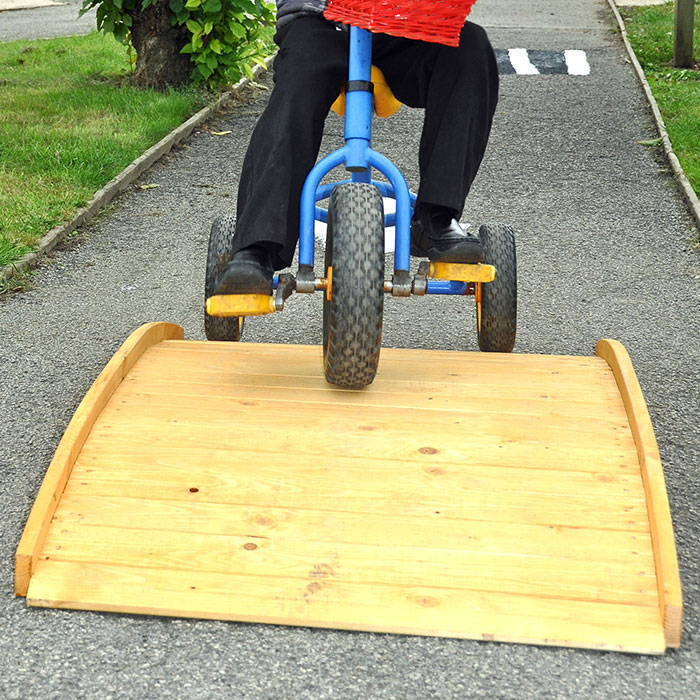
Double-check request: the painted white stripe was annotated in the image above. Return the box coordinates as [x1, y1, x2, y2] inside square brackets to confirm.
[564, 49, 591, 76]
[508, 48, 539, 75]
[315, 198, 472, 256]
[383, 197, 396, 253]
[315, 198, 398, 253]
[313, 218, 327, 241]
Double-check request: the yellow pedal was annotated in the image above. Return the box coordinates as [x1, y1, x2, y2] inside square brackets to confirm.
[429, 262, 496, 283]
[206, 294, 275, 317]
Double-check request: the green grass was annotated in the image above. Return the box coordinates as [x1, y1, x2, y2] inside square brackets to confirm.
[622, 2, 700, 196]
[0, 32, 207, 268]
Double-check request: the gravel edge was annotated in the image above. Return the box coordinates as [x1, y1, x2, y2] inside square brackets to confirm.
[0, 56, 274, 286]
[608, 0, 700, 232]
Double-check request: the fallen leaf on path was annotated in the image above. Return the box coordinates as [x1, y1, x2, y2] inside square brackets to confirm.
[210, 130, 232, 136]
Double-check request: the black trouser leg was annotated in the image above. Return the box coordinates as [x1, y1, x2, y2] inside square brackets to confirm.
[373, 21, 499, 217]
[232, 17, 348, 270]
[232, 17, 498, 269]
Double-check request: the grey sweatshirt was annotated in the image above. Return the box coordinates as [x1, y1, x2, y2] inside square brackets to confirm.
[276, 0, 327, 29]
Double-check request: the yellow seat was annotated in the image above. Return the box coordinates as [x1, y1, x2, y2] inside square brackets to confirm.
[331, 65, 402, 119]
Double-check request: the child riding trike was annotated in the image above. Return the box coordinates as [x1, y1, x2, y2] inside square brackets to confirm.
[204, 0, 516, 388]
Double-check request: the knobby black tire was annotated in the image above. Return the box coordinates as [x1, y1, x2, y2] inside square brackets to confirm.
[323, 183, 385, 388]
[477, 224, 517, 352]
[204, 215, 244, 342]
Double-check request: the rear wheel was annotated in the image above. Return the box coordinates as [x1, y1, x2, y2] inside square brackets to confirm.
[323, 183, 385, 388]
[476, 224, 517, 352]
[204, 215, 244, 341]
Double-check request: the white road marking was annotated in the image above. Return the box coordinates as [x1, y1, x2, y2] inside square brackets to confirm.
[315, 197, 471, 255]
[508, 48, 540, 75]
[314, 197, 397, 252]
[564, 50, 591, 76]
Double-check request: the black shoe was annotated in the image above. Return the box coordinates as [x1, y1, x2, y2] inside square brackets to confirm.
[410, 206, 484, 263]
[214, 245, 274, 295]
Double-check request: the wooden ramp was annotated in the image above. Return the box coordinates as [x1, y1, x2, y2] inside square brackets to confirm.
[16, 323, 682, 654]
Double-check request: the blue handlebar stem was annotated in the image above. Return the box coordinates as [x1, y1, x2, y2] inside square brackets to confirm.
[298, 26, 413, 274]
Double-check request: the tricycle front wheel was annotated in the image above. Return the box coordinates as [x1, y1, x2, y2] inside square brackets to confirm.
[323, 183, 385, 388]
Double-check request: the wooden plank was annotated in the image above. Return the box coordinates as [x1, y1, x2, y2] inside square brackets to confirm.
[106, 387, 633, 445]
[92, 397, 637, 455]
[126, 352, 626, 416]
[674, 0, 695, 68]
[129, 358, 614, 389]
[125, 351, 624, 394]
[137, 345, 618, 386]
[162, 340, 606, 369]
[72, 446, 645, 502]
[59, 475, 652, 531]
[53, 491, 653, 547]
[82, 417, 640, 478]
[117, 375, 627, 419]
[144, 341, 610, 380]
[14, 322, 184, 597]
[55, 485, 652, 564]
[67, 453, 648, 532]
[27, 560, 666, 654]
[596, 340, 683, 648]
[41, 522, 659, 605]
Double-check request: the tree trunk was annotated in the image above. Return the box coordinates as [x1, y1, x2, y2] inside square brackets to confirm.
[673, 0, 695, 68]
[131, 1, 192, 89]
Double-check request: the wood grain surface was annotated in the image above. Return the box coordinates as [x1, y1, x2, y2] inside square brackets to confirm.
[19, 332, 681, 654]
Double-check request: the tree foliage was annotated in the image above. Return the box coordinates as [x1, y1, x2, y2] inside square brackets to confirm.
[80, 0, 275, 86]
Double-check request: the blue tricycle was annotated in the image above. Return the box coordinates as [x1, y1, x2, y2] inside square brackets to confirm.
[205, 25, 517, 388]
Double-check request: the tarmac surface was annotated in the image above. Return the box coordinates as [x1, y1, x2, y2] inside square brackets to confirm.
[0, 0, 95, 41]
[1, 0, 699, 697]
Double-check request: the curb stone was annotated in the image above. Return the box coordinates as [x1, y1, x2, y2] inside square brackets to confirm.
[607, 0, 700, 233]
[0, 56, 274, 287]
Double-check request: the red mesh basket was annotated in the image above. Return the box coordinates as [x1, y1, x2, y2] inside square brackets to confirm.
[324, 0, 478, 47]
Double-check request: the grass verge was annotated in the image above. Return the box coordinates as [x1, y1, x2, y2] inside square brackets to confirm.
[0, 32, 208, 269]
[621, 2, 700, 197]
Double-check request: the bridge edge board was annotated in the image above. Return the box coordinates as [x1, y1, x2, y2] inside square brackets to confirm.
[596, 339, 683, 649]
[14, 322, 185, 597]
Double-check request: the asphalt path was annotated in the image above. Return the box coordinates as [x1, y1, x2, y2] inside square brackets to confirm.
[0, 0, 95, 41]
[1, 0, 699, 697]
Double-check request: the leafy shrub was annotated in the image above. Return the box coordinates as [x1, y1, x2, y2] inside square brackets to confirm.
[80, 0, 275, 86]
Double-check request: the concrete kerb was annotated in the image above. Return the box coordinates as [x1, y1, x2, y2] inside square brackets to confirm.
[0, 55, 274, 287]
[608, 0, 700, 232]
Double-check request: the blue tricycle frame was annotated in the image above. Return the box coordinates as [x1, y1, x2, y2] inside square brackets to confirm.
[278, 25, 477, 298]
[205, 23, 517, 388]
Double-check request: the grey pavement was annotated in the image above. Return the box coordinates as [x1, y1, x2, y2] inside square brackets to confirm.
[0, 0, 94, 42]
[1, 0, 699, 697]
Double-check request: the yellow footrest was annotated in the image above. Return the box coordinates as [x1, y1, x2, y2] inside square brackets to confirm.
[206, 294, 275, 317]
[429, 262, 496, 283]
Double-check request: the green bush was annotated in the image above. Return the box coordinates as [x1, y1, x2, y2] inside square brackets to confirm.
[80, 0, 275, 86]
